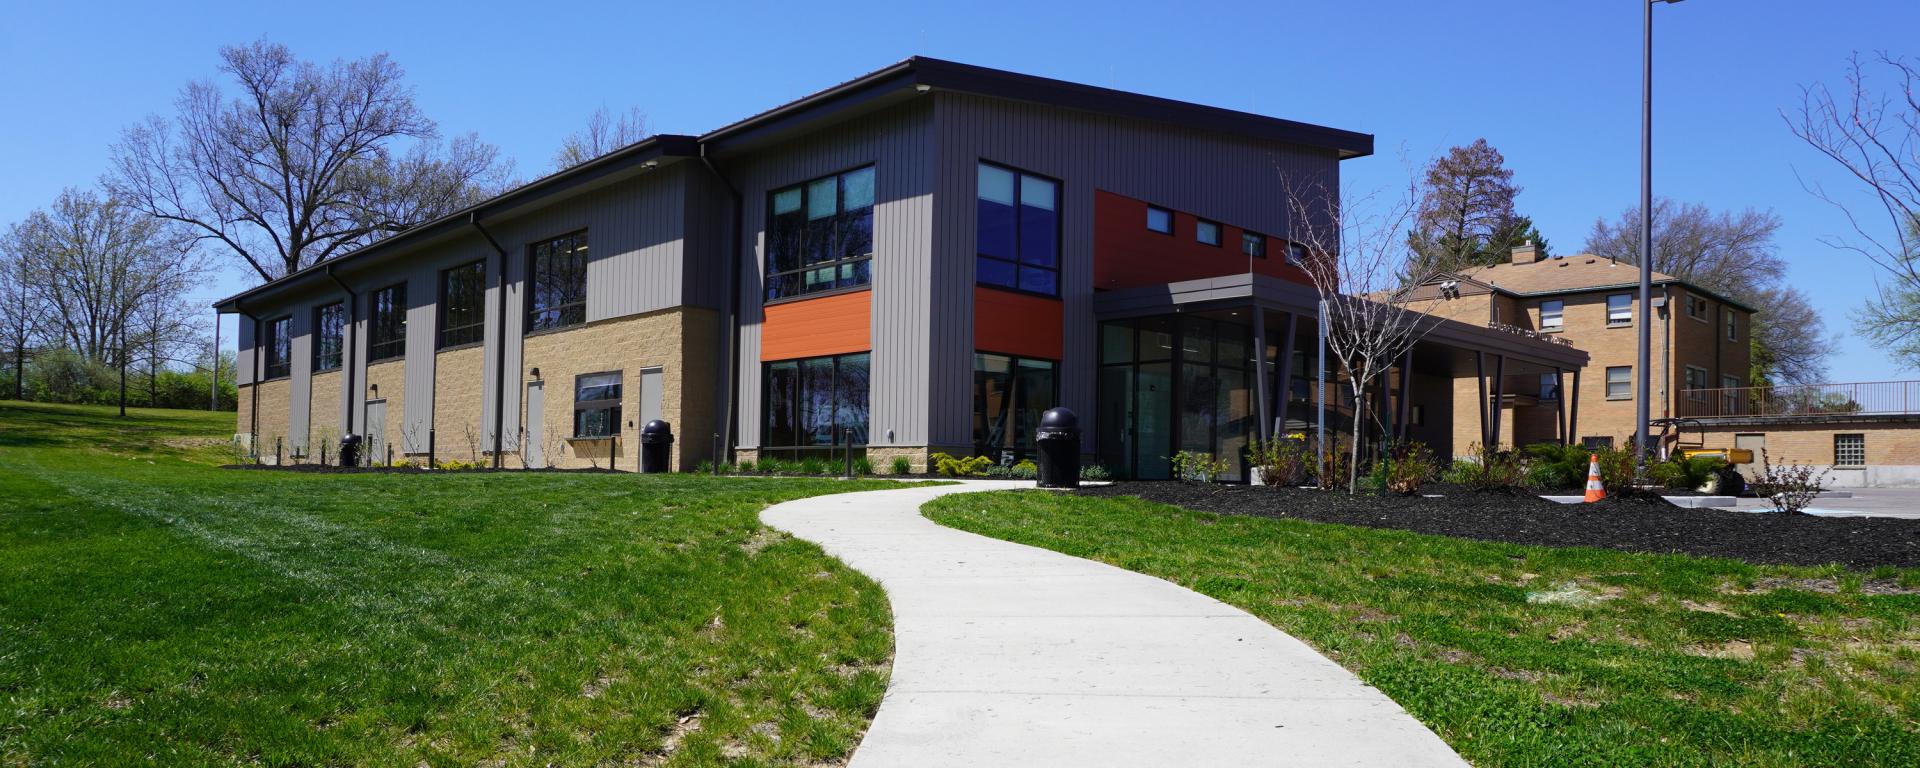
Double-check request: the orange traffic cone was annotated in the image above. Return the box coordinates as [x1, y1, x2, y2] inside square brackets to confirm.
[1583, 454, 1607, 502]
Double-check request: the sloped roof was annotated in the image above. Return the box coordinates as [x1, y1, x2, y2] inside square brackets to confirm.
[1450, 254, 1754, 312]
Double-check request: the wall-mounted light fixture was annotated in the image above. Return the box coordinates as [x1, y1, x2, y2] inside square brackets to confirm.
[368, 383, 378, 398]
[529, 367, 541, 380]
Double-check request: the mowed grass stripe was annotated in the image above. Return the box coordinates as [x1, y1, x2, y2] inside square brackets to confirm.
[0, 401, 902, 766]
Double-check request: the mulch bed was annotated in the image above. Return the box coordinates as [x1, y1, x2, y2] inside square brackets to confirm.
[220, 464, 623, 474]
[1076, 482, 1920, 570]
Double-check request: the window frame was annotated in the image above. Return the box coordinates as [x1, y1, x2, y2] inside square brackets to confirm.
[1539, 299, 1564, 330]
[262, 315, 292, 380]
[1606, 293, 1633, 325]
[1146, 205, 1173, 235]
[1286, 241, 1308, 266]
[1725, 308, 1737, 340]
[1539, 372, 1560, 401]
[572, 370, 623, 439]
[765, 166, 876, 303]
[1195, 219, 1222, 247]
[527, 230, 590, 333]
[1605, 365, 1632, 400]
[973, 161, 1062, 298]
[760, 352, 871, 449]
[1721, 375, 1741, 415]
[313, 302, 346, 372]
[1241, 231, 1267, 259]
[972, 351, 1061, 460]
[1834, 433, 1866, 467]
[1684, 365, 1709, 401]
[1685, 294, 1709, 322]
[368, 283, 408, 363]
[438, 259, 488, 350]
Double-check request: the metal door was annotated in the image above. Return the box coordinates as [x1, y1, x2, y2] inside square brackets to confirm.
[365, 400, 387, 466]
[525, 381, 546, 468]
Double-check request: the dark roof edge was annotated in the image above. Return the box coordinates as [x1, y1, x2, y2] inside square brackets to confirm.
[214, 134, 699, 310]
[1503, 279, 1758, 314]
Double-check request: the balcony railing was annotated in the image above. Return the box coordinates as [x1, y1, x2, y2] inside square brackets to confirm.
[1676, 380, 1920, 419]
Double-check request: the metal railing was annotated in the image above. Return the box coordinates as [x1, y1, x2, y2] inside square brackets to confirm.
[1676, 380, 1920, 419]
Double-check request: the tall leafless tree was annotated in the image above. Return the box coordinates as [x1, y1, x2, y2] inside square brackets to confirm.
[1788, 53, 1920, 370]
[1406, 139, 1534, 277]
[1288, 177, 1445, 492]
[552, 106, 650, 170]
[107, 40, 512, 282]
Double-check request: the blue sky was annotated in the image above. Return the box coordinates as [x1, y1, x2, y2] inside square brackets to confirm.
[3, 0, 1916, 380]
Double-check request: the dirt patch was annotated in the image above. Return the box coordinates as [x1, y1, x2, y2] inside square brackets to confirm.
[1689, 640, 1757, 660]
[1078, 482, 1920, 570]
[740, 529, 786, 556]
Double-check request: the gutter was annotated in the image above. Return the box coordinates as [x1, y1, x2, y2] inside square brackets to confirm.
[323, 265, 358, 436]
[469, 213, 512, 469]
[699, 147, 744, 468]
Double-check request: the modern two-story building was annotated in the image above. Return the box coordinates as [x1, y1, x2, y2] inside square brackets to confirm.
[218, 57, 1588, 479]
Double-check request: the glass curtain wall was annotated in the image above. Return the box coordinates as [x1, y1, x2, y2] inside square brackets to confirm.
[1097, 313, 1256, 480]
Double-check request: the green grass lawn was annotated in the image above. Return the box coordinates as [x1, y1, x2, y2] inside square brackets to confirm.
[0, 401, 905, 767]
[926, 491, 1920, 768]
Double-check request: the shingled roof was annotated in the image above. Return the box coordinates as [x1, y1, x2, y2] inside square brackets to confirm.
[1451, 254, 1753, 312]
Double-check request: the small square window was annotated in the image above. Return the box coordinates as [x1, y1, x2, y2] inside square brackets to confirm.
[1146, 206, 1172, 234]
[1540, 300, 1564, 330]
[1605, 366, 1631, 400]
[1196, 220, 1221, 246]
[1835, 434, 1865, 467]
[1686, 295, 1708, 321]
[1287, 242, 1308, 265]
[1242, 232, 1266, 259]
[1607, 294, 1632, 325]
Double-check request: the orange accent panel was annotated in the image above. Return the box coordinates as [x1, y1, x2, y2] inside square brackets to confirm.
[974, 286, 1063, 360]
[1093, 190, 1313, 291]
[761, 290, 872, 361]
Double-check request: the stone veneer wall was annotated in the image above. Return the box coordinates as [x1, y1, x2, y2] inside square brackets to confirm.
[431, 344, 487, 463]
[519, 307, 716, 470]
[308, 369, 342, 461]
[236, 379, 291, 462]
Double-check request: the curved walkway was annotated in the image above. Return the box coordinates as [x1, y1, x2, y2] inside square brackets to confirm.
[762, 481, 1466, 767]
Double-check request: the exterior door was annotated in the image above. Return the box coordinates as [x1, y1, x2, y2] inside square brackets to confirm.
[525, 381, 546, 468]
[1735, 433, 1765, 479]
[365, 400, 387, 466]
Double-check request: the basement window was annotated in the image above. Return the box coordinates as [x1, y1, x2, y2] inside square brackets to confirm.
[1835, 433, 1865, 467]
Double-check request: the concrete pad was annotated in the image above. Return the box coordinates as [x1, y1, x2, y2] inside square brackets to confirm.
[1540, 494, 1733, 507]
[761, 481, 1467, 767]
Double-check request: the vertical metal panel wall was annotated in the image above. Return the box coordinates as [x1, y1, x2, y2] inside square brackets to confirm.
[730, 100, 934, 449]
[286, 301, 312, 451]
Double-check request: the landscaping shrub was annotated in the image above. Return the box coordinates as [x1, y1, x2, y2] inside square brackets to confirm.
[1521, 443, 1589, 490]
[930, 452, 992, 477]
[1446, 443, 1527, 491]
[1079, 464, 1111, 481]
[852, 456, 874, 475]
[984, 459, 1038, 480]
[1751, 449, 1830, 514]
[1382, 440, 1437, 495]
[695, 460, 714, 474]
[890, 455, 913, 475]
[1246, 436, 1309, 487]
[1170, 450, 1230, 483]
[1593, 447, 1638, 494]
[798, 457, 830, 475]
[1314, 439, 1350, 491]
[1645, 460, 1686, 489]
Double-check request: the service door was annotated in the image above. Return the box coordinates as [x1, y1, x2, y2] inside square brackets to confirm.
[365, 400, 387, 466]
[525, 381, 546, 468]
[1735, 433, 1766, 479]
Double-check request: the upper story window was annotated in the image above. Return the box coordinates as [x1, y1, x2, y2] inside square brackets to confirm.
[529, 231, 588, 331]
[1605, 365, 1631, 400]
[1684, 366, 1708, 400]
[1725, 308, 1737, 340]
[768, 167, 874, 301]
[976, 162, 1060, 296]
[1606, 293, 1632, 325]
[1540, 300, 1564, 330]
[369, 283, 407, 363]
[1195, 220, 1221, 247]
[1146, 205, 1173, 234]
[573, 371, 622, 438]
[314, 302, 345, 372]
[263, 316, 291, 379]
[440, 260, 486, 349]
[1685, 294, 1709, 321]
[1242, 232, 1266, 259]
[1286, 241, 1308, 266]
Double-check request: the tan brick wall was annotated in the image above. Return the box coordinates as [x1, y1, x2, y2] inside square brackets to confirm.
[1697, 424, 1920, 467]
[308, 370, 342, 460]
[432, 345, 487, 463]
[364, 359, 408, 460]
[519, 307, 716, 470]
[238, 378, 291, 462]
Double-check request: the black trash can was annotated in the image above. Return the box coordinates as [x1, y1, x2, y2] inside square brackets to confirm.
[1034, 407, 1081, 489]
[338, 434, 363, 468]
[640, 420, 674, 474]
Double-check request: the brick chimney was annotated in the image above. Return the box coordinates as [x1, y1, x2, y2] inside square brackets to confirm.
[1510, 240, 1541, 265]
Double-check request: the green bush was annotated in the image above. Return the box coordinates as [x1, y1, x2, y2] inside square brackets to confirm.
[1247, 436, 1310, 487]
[1646, 461, 1686, 489]
[1521, 443, 1589, 490]
[1010, 459, 1037, 480]
[890, 455, 913, 475]
[1170, 450, 1231, 483]
[694, 460, 714, 474]
[852, 456, 874, 475]
[1447, 443, 1527, 491]
[1080, 464, 1111, 481]
[930, 452, 993, 477]
[1382, 440, 1437, 495]
[798, 457, 830, 475]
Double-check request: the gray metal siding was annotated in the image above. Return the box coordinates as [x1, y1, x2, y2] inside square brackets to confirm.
[400, 262, 438, 453]
[287, 303, 312, 451]
[481, 244, 524, 452]
[236, 316, 256, 387]
[932, 92, 1342, 451]
[485, 163, 692, 323]
[731, 100, 934, 449]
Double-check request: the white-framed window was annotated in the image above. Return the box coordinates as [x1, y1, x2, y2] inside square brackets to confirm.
[1195, 219, 1221, 246]
[1685, 366, 1708, 401]
[1146, 205, 1173, 234]
[1540, 300, 1564, 330]
[1539, 372, 1560, 400]
[1721, 375, 1741, 415]
[1606, 366, 1631, 400]
[1607, 294, 1632, 325]
[1725, 308, 1737, 340]
[1835, 433, 1866, 467]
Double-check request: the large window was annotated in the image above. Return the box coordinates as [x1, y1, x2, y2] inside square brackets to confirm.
[1607, 293, 1632, 325]
[1606, 365, 1631, 400]
[263, 316, 291, 379]
[1835, 434, 1865, 467]
[768, 167, 874, 301]
[440, 260, 486, 348]
[573, 371, 622, 438]
[1540, 300, 1564, 330]
[976, 163, 1060, 296]
[529, 231, 588, 331]
[314, 302, 345, 372]
[763, 352, 869, 450]
[973, 353, 1057, 460]
[369, 283, 407, 362]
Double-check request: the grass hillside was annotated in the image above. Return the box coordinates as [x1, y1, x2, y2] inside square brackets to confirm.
[0, 401, 900, 767]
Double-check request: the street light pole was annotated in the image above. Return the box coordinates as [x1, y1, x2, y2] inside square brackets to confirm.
[1636, 0, 1682, 470]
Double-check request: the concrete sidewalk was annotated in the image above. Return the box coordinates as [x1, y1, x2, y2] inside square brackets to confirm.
[762, 481, 1466, 767]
